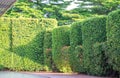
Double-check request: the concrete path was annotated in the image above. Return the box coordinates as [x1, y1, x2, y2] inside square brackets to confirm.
[0, 71, 111, 78]
[24, 72, 111, 78]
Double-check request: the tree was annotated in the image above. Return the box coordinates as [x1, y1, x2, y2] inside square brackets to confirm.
[86, 0, 120, 14]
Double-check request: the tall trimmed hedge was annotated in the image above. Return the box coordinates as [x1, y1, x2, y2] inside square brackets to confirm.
[69, 21, 83, 72]
[0, 18, 11, 50]
[82, 16, 107, 75]
[11, 18, 45, 71]
[52, 26, 72, 72]
[0, 18, 57, 71]
[106, 10, 120, 73]
[43, 29, 53, 71]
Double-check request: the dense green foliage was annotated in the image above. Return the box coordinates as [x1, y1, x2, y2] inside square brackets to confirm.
[69, 22, 83, 72]
[73, 45, 84, 72]
[52, 26, 71, 72]
[82, 16, 107, 75]
[1, 9, 120, 77]
[43, 29, 53, 71]
[87, 0, 120, 14]
[106, 10, 120, 73]
[92, 42, 109, 76]
[0, 18, 11, 50]
[0, 18, 57, 71]
[11, 18, 45, 70]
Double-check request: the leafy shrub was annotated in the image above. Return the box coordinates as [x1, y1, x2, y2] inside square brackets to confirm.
[106, 10, 120, 73]
[82, 16, 107, 75]
[52, 26, 71, 72]
[69, 22, 83, 72]
[43, 29, 53, 71]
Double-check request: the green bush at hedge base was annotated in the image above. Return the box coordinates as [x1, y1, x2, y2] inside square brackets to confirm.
[43, 29, 53, 71]
[106, 10, 120, 73]
[92, 42, 109, 76]
[69, 22, 83, 72]
[82, 16, 107, 75]
[52, 26, 72, 73]
[73, 46, 84, 73]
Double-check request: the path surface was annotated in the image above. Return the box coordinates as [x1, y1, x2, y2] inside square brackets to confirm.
[0, 71, 111, 78]
[24, 72, 111, 78]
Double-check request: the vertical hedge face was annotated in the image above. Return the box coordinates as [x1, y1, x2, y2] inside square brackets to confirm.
[92, 42, 108, 76]
[0, 18, 11, 50]
[0, 18, 57, 71]
[82, 16, 107, 75]
[43, 29, 53, 71]
[106, 10, 120, 72]
[70, 22, 82, 47]
[0, 48, 12, 69]
[52, 26, 72, 72]
[69, 21, 83, 72]
[11, 18, 45, 71]
[73, 45, 84, 72]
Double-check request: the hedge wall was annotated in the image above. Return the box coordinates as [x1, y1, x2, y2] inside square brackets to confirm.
[43, 29, 53, 71]
[92, 42, 109, 76]
[0, 48, 12, 70]
[0, 18, 57, 71]
[0, 18, 11, 50]
[11, 18, 45, 71]
[106, 10, 120, 73]
[73, 45, 84, 72]
[52, 26, 72, 72]
[69, 21, 83, 72]
[0, 48, 43, 71]
[82, 16, 107, 75]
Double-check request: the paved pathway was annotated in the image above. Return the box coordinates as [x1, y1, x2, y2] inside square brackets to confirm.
[24, 72, 111, 78]
[0, 71, 111, 78]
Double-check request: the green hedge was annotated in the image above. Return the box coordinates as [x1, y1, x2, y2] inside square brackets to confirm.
[106, 10, 120, 73]
[82, 16, 107, 75]
[43, 29, 53, 71]
[0, 48, 12, 69]
[11, 18, 45, 71]
[0, 18, 57, 71]
[0, 48, 43, 71]
[69, 22, 82, 72]
[52, 26, 72, 72]
[73, 45, 84, 72]
[0, 18, 11, 50]
[92, 42, 109, 76]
